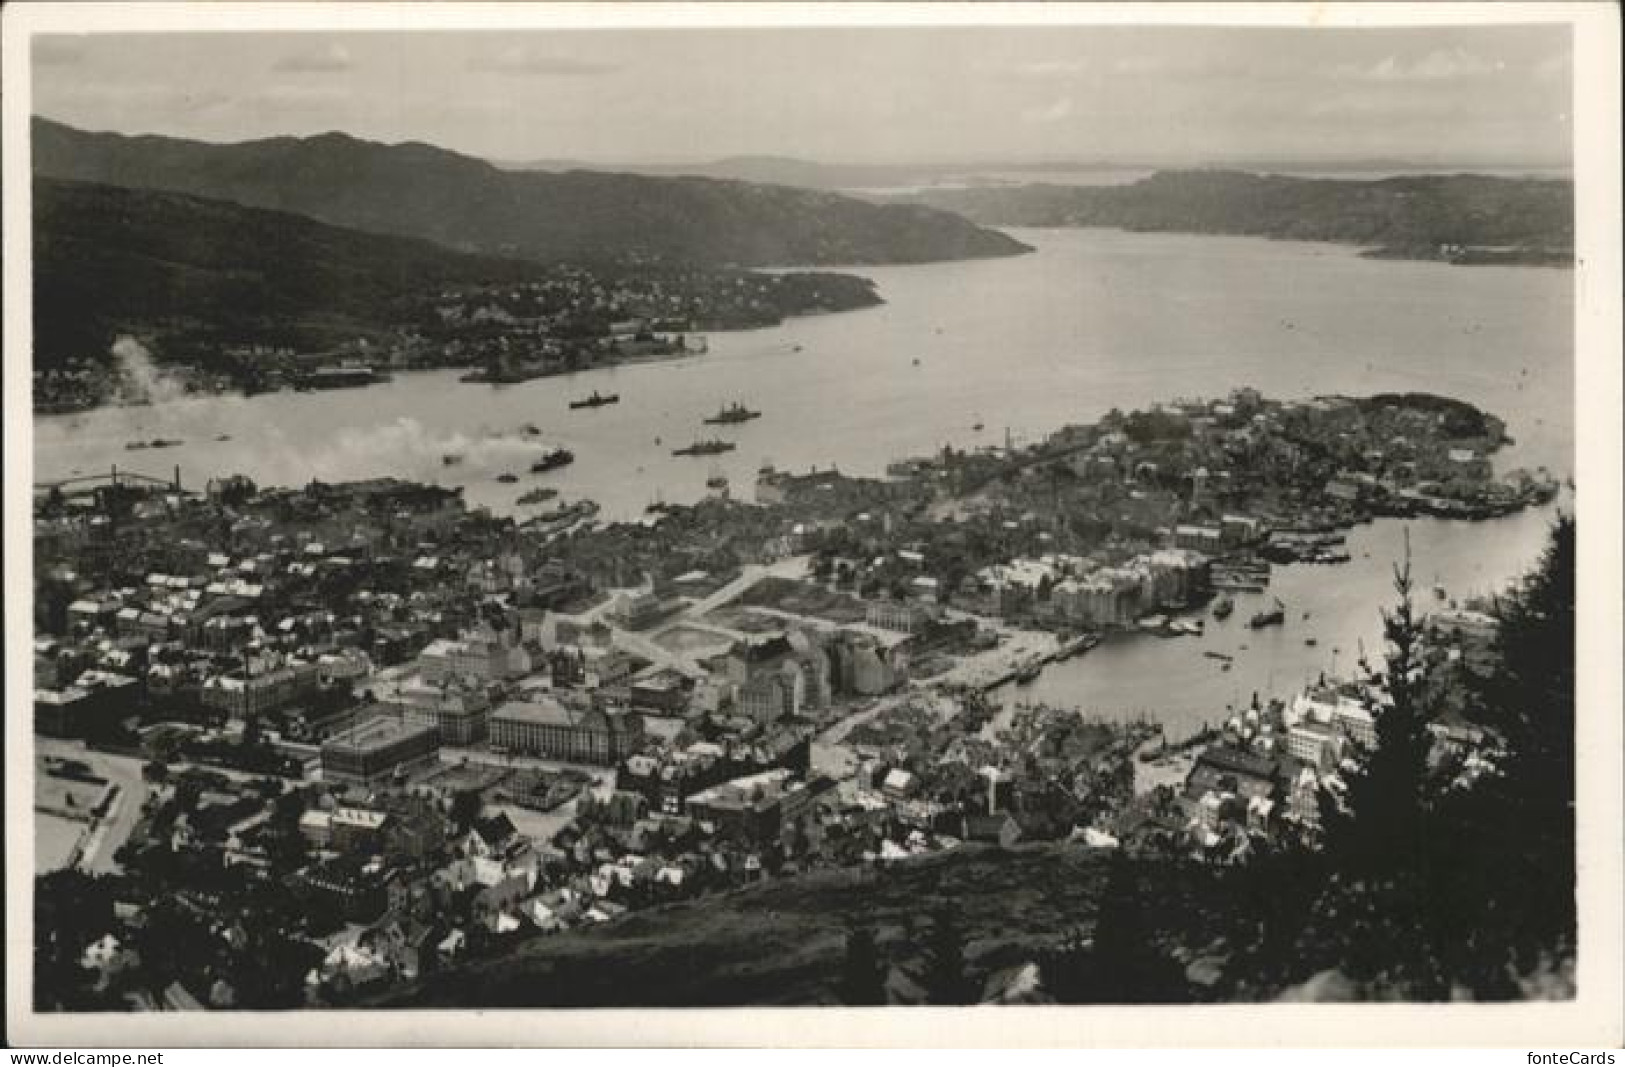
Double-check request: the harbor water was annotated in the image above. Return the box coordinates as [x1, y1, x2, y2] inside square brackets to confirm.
[34, 227, 1573, 731]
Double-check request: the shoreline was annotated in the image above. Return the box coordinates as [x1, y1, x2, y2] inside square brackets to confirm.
[30, 299, 882, 418]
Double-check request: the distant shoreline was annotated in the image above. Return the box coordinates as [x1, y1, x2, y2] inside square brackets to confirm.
[891, 170, 1574, 271]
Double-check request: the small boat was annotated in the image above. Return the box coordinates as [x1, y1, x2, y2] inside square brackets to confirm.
[972, 421, 985, 432]
[1305, 637, 1318, 647]
[216, 434, 232, 442]
[1203, 650, 1234, 663]
[516, 483, 562, 506]
[912, 358, 921, 367]
[442, 453, 463, 467]
[673, 439, 736, 457]
[516, 487, 560, 506]
[125, 441, 149, 451]
[1249, 600, 1286, 629]
[143, 438, 182, 450]
[496, 473, 519, 484]
[1221, 662, 1233, 671]
[534, 499, 600, 525]
[1211, 596, 1234, 619]
[531, 448, 575, 473]
[703, 401, 762, 425]
[569, 391, 619, 410]
[521, 423, 542, 436]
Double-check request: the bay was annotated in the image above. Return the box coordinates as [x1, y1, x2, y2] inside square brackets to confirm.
[34, 228, 1573, 732]
[991, 497, 1567, 738]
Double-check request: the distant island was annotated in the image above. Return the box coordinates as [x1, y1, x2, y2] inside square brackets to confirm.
[892, 169, 1573, 266]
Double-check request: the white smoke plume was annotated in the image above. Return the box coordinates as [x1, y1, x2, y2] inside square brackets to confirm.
[111, 335, 189, 405]
[251, 416, 561, 487]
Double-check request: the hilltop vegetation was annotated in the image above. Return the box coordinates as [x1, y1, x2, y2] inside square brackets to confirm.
[34, 177, 538, 367]
[33, 178, 883, 395]
[34, 117, 1030, 267]
[897, 170, 1573, 263]
[380, 844, 1130, 1008]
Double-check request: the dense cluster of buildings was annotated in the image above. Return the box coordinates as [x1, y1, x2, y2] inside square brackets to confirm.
[32, 388, 1533, 1010]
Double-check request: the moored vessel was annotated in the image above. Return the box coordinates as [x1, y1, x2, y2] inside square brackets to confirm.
[703, 401, 762, 425]
[673, 439, 736, 457]
[569, 391, 620, 410]
[531, 447, 575, 472]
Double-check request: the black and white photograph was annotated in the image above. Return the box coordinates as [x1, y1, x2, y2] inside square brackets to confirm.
[4, 1, 1620, 1049]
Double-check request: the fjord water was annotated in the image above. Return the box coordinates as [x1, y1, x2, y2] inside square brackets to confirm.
[992, 497, 1567, 736]
[36, 228, 1572, 733]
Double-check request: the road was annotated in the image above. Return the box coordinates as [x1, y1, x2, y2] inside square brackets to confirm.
[675, 555, 813, 620]
[609, 626, 709, 680]
[35, 739, 149, 875]
[438, 745, 617, 786]
[621, 555, 815, 676]
[815, 692, 912, 746]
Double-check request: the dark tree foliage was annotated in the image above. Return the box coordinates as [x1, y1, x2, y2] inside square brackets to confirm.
[1039, 854, 1187, 1003]
[1290, 518, 1578, 999]
[1038, 927, 1096, 1003]
[230, 929, 324, 1009]
[1122, 409, 1193, 446]
[34, 870, 123, 1010]
[449, 791, 484, 833]
[1319, 537, 1438, 876]
[919, 904, 979, 1005]
[837, 924, 888, 1006]
[1458, 514, 1577, 976]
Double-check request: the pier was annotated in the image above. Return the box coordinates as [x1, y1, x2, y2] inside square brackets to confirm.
[34, 464, 192, 500]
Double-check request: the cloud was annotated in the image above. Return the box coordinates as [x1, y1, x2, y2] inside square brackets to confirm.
[254, 84, 350, 106]
[1533, 51, 1571, 83]
[33, 37, 86, 66]
[272, 42, 354, 73]
[1341, 47, 1503, 83]
[466, 45, 616, 77]
[1023, 96, 1075, 124]
[1016, 59, 1090, 77]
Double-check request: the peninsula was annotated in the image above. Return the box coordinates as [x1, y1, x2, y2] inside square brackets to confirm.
[894, 170, 1574, 266]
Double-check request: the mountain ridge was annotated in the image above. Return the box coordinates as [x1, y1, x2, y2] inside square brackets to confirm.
[888, 169, 1574, 261]
[32, 117, 1030, 267]
[31, 177, 883, 388]
[32, 176, 539, 370]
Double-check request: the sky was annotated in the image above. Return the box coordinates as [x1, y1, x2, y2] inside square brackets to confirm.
[30, 23, 1573, 167]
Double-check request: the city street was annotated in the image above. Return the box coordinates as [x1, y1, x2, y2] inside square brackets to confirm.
[35, 738, 149, 875]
